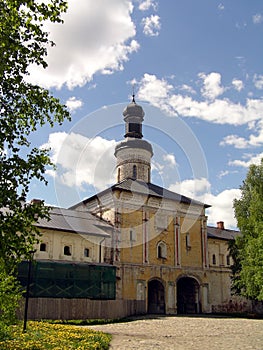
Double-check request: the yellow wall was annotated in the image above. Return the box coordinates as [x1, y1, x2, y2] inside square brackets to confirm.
[208, 238, 232, 268]
[114, 208, 205, 269]
[34, 229, 104, 263]
[79, 191, 235, 313]
[180, 217, 203, 267]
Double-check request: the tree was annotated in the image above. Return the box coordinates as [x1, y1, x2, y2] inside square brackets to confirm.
[231, 159, 263, 300]
[0, 0, 70, 274]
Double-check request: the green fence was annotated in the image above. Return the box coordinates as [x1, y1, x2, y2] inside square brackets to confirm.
[18, 260, 116, 300]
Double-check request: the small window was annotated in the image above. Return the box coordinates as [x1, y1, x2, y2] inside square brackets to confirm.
[130, 229, 136, 242]
[226, 255, 231, 266]
[157, 241, 167, 259]
[212, 254, 216, 265]
[84, 248, 90, 258]
[132, 165, 137, 179]
[117, 168, 121, 182]
[40, 243, 47, 252]
[64, 245, 71, 256]
[186, 233, 191, 249]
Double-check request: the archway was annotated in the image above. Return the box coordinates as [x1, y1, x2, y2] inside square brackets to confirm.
[148, 279, 165, 314]
[177, 277, 200, 314]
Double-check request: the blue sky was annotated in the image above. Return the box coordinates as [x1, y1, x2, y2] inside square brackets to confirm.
[27, 0, 263, 229]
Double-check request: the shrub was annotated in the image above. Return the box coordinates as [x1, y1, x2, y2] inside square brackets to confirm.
[0, 262, 22, 327]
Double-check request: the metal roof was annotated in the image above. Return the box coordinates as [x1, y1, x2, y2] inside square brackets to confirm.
[115, 139, 153, 156]
[36, 207, 112, 237]
[207, 226, 240, 241]
[73, 178, 210, 209]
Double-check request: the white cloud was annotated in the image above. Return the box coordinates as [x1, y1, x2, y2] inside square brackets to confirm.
[218, 170, 232, 179]
[205, 189, 241, 229]
[253, 74, 263, 89]
[221, 120, 263, 148]
[232, 79, 244, 91]
[28, 0, 139, 89]
[199, 72, 225, 100]
[220, 134, 249, 149]
[253, 13, 263, 24]
[42, 132, 117, 190]
[137, 73, 263, 125]
[142, 15, 161, 36]
[138, 0, 158, 11]
[248, 121, 256, 130]
[66, 97, 83, 112]
[218, 4, 224, 11]
[180, 84, 196, 94]
[151, 160, 164, 173]
[163, 153, 176, 167]
[168, 177, 239, 228]
[229, 152, 263, 168]
[137, 73, 263, 177]
[168, 178, 211, 198]
[138, 74, 173, 113]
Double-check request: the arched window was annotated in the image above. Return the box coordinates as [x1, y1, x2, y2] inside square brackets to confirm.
[64, 245, 71, 256]
[132, 165, 137, 179]
[212, 254, 216, 265]
[40, 243, 47, 252]
[157, 241, 167, 259]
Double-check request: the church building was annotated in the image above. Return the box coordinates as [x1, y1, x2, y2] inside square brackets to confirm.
[68, 96, 238, 314]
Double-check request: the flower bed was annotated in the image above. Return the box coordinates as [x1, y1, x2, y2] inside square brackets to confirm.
[0, 321, 111, 349]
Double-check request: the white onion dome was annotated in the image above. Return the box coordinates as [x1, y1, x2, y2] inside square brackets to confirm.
[123, 101, 145, 122]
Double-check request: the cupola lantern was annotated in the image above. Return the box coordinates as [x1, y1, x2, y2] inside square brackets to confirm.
[114, 96, 153, 183]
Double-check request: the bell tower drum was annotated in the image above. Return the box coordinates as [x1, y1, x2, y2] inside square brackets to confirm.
[114, 96, 153, 183]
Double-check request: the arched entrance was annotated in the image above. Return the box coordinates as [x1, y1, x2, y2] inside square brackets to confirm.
[148, 279, 165, 314]
[177, 277, 200, 314]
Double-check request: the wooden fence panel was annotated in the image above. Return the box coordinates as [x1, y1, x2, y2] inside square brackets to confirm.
[18, 298, 146, 320]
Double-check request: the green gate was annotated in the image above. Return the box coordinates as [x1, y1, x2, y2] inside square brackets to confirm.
[18, 260, 116, 299]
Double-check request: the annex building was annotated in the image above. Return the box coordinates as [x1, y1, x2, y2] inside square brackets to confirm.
[27, 97, 239, 316]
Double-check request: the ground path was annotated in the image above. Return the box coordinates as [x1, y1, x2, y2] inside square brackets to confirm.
[87, 315, 263, 350]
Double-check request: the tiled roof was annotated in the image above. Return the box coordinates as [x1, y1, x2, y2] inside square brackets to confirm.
[36, 207, 112, 237]
[207, 226, 240, 241]
[72, 178, 210, 209]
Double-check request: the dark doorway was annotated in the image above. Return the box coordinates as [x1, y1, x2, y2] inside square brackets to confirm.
[148, 279, 165, 314]
[177, 277, 200, 314]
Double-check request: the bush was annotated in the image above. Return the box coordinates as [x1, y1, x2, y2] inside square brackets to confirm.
[0, 321, 12, 341]
[0, 262, 22, 327]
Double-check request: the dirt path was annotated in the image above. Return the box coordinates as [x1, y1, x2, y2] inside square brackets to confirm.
[87, 315, 263, 350]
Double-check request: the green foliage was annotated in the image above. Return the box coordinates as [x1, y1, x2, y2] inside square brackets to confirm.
[47, 318, 124, 326]
[0, 0, 70, 274]
[0, 322, 13, 342]
[231, 159, 263, 300]
[0, 260, 22, 327]
[0, 321, 112, 349]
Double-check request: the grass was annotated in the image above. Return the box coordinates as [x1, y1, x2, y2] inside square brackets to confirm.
[0, 321, 111, 350]
[46, 318, 128, 326]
